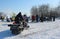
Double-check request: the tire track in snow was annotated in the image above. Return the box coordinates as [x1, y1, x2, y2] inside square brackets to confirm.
[18, 25, 60, 38]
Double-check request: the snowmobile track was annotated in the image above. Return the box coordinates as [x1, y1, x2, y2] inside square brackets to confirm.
[18, 26, 59, 38]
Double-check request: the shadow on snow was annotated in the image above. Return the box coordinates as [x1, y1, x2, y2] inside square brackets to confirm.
[0, 30, 15, 39]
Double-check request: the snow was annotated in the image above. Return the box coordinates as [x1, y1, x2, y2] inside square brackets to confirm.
[0, 19, 60, 39]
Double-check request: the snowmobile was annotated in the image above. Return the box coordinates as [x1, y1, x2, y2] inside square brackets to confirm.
[8, 21, 29, 35]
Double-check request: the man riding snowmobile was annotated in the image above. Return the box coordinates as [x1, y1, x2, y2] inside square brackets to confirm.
[8, 12, 29, 35]
[14, 12, 29, 28]
[14, 12, 23, 24]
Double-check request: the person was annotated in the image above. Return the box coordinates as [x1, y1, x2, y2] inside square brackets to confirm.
[40, 16, 43, 22]
[1, 16, 4, 21]
[14, 12, 28, 27]
[36, 15, 39, 22]
[53, 16, 55, 21]
[31, 15, 35, 22]
[14, 12, 23, 24]
[23, 14, 28, 22]
[6, 16, 10, 22]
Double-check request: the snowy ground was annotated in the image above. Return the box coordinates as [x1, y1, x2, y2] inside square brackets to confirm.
[0, 19, 60, 39]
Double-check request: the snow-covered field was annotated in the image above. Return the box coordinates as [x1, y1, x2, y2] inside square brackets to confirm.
[0, 19, 60, 39]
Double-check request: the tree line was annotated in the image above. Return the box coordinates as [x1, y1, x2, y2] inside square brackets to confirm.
[31, 4, 60, 17]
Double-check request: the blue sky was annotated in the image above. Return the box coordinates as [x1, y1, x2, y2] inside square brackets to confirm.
[0, 0, 59, 16]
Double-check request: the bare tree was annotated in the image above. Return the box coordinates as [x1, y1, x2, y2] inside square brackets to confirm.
[38, 4, 49, 17]
[31, 4, 49, 17]
[11, 12, 16, 21]
[31, 4, 59, 17]
[55, 6, 60, 17]
[31, 6, 38, 16]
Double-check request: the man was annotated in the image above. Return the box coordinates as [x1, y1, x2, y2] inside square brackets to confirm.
[14, 12, 29, 28]
[14, 12, 23, 24]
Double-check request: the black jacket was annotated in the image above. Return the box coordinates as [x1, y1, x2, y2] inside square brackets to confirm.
[15, 12, 23, 23]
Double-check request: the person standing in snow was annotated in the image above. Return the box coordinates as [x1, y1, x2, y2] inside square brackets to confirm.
[53, 16, 55, 21]
[36, 14, 39, 22]
[40, 16, 43, 22]
[31, 15, 35, 22]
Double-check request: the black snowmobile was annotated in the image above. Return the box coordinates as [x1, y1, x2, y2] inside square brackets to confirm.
[8, 21, 29, 35]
